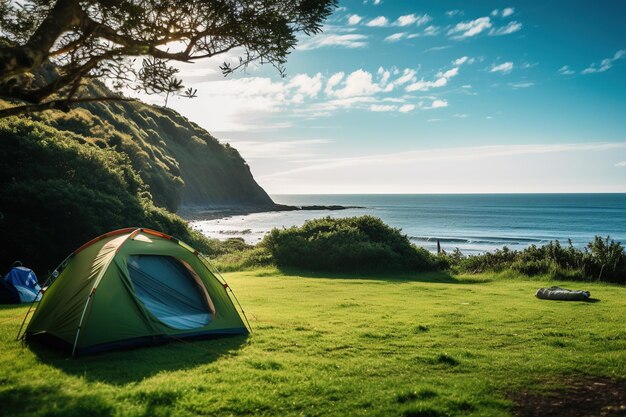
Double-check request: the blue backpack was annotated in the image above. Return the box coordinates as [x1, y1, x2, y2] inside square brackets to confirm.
[0, 263, 42, 304]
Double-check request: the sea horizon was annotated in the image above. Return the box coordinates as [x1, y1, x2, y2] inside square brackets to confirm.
[191, 193, 626, 254]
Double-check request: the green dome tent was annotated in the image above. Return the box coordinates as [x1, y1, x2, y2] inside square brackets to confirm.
[22, 228, 249, 356]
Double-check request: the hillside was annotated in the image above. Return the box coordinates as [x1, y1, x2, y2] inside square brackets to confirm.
[0, 82, 274, 272]
[26, 81, 274, 212]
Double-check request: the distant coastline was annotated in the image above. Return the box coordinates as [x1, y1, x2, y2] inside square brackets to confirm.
[178, 203, 364, 221]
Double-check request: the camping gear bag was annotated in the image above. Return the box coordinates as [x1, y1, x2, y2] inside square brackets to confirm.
[0, 264, 42, 304]
[535, 286, 590, 301]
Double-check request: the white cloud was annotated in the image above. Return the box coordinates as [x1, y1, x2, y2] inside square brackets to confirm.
[502, 7, 515, 17]
[440, 67, 459, 78]
[489, 62, 514, 74]
[454, 113, 468, 118]
[428, 99, 448, 109]
[406, 65, 460, 92]
[399, 104, 415, 113]
[489, 21, 522, 36]
[510, 81, 535, 89]
[616, 161, 626, 167]
[365, 16, 389, 27]
[384, 32, 406, 42]
[298, 33, 368, 50]
[422, 25, 440, 36]
[394, 69, 417, 86]
[370, 104, 396, 112]
[393, 13, 432, 27]
[288, 73, 322, 98]
[448, 17, 492, 39]
[347, 14, 363, 25]
[395, 14, 417, 26]
[453, 56, 469, 65]
[581, 49, 626, 74]
[446, 10, 463, 17]
[325, 72, 345, 95]
[558, 65, 575, 75]
[331, 69, 382, 98]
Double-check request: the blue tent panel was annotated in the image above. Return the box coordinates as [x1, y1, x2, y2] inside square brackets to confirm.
[127, 255, 213, 329]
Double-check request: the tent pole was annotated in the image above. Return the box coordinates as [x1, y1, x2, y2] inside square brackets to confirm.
[15, 254, 73, 341]
[71, 289, 95, 357]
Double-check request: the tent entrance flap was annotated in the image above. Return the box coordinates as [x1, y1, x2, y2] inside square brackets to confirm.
[128, 255, 212, 329]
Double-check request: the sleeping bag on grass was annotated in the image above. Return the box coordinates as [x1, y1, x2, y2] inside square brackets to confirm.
[535, 286, 590, 301]
[0, 266, 42, 303]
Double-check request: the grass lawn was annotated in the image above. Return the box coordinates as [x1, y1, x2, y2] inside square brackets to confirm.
[1, 269, 625, 416]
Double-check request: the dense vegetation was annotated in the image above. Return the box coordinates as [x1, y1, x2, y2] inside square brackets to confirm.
[213, 216, 626, 284]
[0, 116, 249, 275]
[439, 236, 626, 283]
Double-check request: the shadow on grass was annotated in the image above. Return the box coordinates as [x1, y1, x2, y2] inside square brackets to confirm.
[265, 267, 491, 284]
[28, 334, 248, 385]
[0, 384, 115, 417]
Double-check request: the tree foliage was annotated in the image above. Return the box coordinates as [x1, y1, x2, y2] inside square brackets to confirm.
[0, 0, 336, 117]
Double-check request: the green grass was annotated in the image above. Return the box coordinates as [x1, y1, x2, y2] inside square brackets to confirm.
[1, 269, 625, 416]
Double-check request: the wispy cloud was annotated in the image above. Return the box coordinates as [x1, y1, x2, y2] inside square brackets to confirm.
[491, 7, 515, 18]
[365, 16, 389, 27]
[502, 7, 515, 17]
[347, 14, 362, 25]
[227, 139, 330, 159]
[384, 32, 407, 42]
[445, 10, 463, 18]
[558, 65, 575, 75]
[616, 161, 626, 167]
[399, 104, 415, 113]
[510, 81, 535, 89]
[425, 99, 448, 109]
[406, 66, 460, 92]
[581, 50, 626, 74]
[394, 13, 431, 27]
[489, 21, 522, 36]
[261, 143, 626, 180]
[369, 104, 396, 112]
[448, 17, 492, 39]
[425, 45, 451, 53]
[453, 56, 475, 66]
[489, 62, 514, 74]
[298, 33, 368, 50]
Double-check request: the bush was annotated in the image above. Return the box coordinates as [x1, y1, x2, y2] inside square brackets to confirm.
[440, 236, 625, 283]
[260, 216, 439, 273]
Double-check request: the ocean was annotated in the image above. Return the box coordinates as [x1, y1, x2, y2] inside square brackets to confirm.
[190, 194, 626, 254]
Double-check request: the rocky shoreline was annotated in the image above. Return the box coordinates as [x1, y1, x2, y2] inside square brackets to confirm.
[178, 203, 364, 221]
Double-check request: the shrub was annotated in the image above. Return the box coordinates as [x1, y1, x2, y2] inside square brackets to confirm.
[260, 216, 439, 273]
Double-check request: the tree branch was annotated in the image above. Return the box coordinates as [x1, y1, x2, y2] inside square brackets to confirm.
[0, 0, 82, 79]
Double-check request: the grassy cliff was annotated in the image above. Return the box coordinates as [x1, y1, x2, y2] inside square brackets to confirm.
[0, 83, 272, 273]
[24, 82, 273, 212]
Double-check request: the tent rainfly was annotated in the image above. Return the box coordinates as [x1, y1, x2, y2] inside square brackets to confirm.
[21, 228, 249, 356]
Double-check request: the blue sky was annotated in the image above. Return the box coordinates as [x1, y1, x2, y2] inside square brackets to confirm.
[159, 0, 626, 194]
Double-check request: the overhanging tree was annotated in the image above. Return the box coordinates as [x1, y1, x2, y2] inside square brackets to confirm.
[0, 0, 336, 118]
